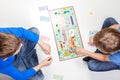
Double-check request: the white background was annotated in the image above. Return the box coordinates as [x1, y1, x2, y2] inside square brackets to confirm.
[0, 0, 120, 80]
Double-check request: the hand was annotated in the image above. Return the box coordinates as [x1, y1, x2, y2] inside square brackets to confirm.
[39, 40, 51, 55]
[40, 57, 52, 68]
[33, 57, 52, 71]
[75, 47, 86, 55]
[88, 36, 95, 46]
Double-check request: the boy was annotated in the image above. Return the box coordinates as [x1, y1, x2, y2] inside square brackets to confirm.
[0, 27, 52, 80]
[75, 17, 120, 71]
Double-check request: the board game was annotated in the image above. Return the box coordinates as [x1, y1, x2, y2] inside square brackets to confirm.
[49, 6, 84, 61]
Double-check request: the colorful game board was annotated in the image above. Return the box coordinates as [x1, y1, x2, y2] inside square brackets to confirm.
[49, 6, 84, 61]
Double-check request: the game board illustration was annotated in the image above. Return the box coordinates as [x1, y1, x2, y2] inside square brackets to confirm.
[49, 6, 84, 61]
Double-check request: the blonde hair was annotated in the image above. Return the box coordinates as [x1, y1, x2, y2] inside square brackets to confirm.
[93, 28, 120, 53]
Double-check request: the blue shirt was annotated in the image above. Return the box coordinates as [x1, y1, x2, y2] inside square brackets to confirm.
[0, 27, 39, 42]
[109, 51, 120, 66]
[0, 27, 39, 80]
[109, 27, 120, 66]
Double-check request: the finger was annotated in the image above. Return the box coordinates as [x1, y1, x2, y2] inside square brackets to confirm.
[48, 57, 52, 61]
[75, 49, 79, 54]
[49, 48, 51, 53]
[46, 51, 50, 55]
[47, 50, 50, 54]
[48, 47, 51, 53]
[47, 50, 51, 55]
[44, 50, 49, 55]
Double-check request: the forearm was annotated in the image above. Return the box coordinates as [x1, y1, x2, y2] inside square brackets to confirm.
[33, 64, 42, 72]
[82, 49, 109, 61]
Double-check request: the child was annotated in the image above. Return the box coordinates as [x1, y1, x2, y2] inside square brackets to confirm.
[75, 17, 120, 71]
[0, 27, 52, 80]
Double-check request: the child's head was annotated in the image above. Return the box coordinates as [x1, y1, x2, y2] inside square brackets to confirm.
[0, 33, 21, 59]
[93, 28, 120, 54]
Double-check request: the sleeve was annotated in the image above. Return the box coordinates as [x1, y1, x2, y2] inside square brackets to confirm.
[118, 27, 120, 32]
[21, 68, 37, 79]
[0, 27, 39, 43]
[109, 52, 120, 65]
[4, 66, 37, 80]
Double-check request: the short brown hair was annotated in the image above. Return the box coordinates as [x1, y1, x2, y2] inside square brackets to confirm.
[0, 33, 21, 59]
[93, 28, 120, 53]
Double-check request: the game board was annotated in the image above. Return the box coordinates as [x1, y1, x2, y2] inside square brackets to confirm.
[49, 6, 84, 61]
